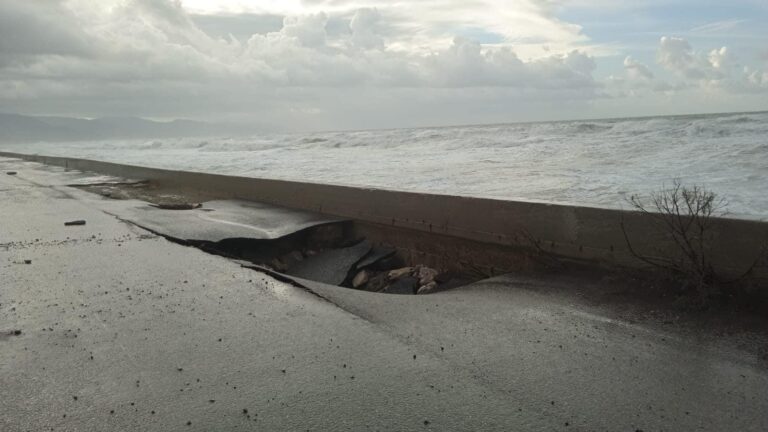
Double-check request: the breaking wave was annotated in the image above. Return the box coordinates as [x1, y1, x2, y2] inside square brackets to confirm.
[4, 111, 767, 218]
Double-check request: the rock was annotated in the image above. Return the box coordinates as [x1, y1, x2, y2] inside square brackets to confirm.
[383, 276, 418, 295]
[415, 266, 438, 286]
[362, 272, 389, 292]
[388, 267, 413, 280]
[352, 270, 369, 289]
[64, 220, 86, 226]
[23, 259, 31, 265]
[417, 282, 438, 295]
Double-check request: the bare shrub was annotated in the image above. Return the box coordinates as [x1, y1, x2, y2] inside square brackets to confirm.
[621, 180, 730, 299]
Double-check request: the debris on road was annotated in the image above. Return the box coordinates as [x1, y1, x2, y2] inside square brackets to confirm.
[0, 329, 22, 338]
[417, 281, 438, 295]
[64, 220, 87, 226]
[388, 267, 413, 280]
[384, 276, 419, 295]
[352, 270, 369, 288]
[415, 265, 439, 285]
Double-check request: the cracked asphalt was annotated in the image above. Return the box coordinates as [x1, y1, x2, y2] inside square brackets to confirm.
[1, 157, 767, 431]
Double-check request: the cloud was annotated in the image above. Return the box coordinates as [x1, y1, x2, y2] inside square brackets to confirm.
[0, 1, 94, 62]
[281, 13, 330, 48]
[707, 46, 732, 69]
[657, 36, 706, 79]
[419, 37, 596, 90]
[183, 0, 595, 57]
[623, 56, 654, 81]
[349, 8, 384, 50]
[0, 0, 765, 129]
[656, 36, 768, 92]
[190, 13, 283, 40]
[745, 68, 768, 89]
[608, 36, 768, 98]
[689, 19, 746, 34]
[0, 1, 599, 91]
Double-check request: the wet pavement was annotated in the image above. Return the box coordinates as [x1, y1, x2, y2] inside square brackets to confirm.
[1, 157, 767, 431]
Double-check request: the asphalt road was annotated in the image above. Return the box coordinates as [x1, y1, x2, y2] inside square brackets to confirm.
[1, 157, 766, 431]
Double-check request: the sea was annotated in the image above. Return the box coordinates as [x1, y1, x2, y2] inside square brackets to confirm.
[3, 111, 767, 219]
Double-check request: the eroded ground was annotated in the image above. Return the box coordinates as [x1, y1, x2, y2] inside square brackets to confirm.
[1, 157, 767, 431]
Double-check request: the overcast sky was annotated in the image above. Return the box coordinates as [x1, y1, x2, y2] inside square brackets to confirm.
[1, 0, 767, 130]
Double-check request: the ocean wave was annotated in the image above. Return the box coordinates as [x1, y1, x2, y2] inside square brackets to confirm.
[139, 140, 163, 149]
[571, 122, 613, 133]
[685, 123, 731, 138]
[3, 111, 767, 217]
[719, 115, 758, 124]
[300, 137, 328, 144]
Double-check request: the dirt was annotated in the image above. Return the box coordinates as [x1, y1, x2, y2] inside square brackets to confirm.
[518, 264, 768, 365]
[73, 182, 216, 207]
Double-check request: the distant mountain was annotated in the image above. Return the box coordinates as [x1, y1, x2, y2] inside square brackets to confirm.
[0, 113, 258, 142]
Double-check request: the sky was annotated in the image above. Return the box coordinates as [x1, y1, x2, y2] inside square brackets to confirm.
[0, 0, 767, 131]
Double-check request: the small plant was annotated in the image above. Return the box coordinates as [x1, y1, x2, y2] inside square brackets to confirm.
[621, 180, 728, 299]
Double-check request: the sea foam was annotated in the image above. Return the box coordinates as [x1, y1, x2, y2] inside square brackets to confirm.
[4, 111, 767, 218]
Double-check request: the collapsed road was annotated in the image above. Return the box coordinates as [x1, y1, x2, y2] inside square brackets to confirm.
[94, 196, 464, 294]
[1, 156, 767, 431]
[67, 172, 476, 295]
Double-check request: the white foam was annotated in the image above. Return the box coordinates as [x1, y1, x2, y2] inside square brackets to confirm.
[4, 112, 767, 218]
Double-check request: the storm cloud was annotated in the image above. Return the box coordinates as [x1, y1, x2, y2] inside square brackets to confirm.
[0, 0, 766, 130]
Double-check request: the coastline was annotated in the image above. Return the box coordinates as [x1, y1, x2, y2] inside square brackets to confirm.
[3, 150, 767, 280]
[1, 156, 768, 431]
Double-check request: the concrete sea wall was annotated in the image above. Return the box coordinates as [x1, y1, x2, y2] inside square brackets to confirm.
[3, 151, 766, 278]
